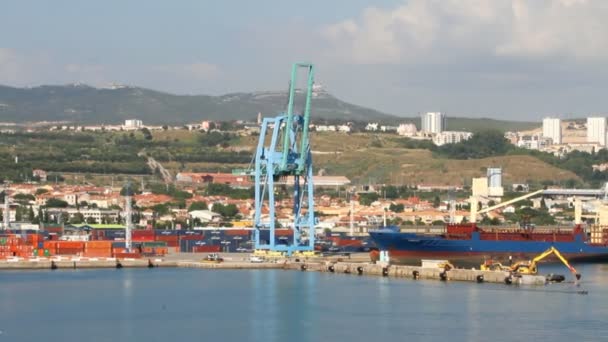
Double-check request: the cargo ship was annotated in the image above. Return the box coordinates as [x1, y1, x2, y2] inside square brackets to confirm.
[369, 223, 608, 266]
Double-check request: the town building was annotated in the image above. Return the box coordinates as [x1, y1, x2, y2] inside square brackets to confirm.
[365, 123, 379, 131]
[397, 123, 417, 137]
[542, 117, 562, 144]
[421, 112, 444, 134]
[124, 119, 143, 129]
[432, 131, 473, 146]
[587, 117, 607, 147]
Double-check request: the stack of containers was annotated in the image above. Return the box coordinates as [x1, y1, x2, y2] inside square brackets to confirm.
[111, 241, 127, 254]
[84, 241, 113, 257]
[155, 230, 179, 248]
[259, 229, 294, 246]
[54, 241, 85, 255]
[140, 241, 168, 256]
[0, 235, 35, 257]
[42, 226, 63, 240]
[132, 230, 155, 242]
[179, 231, 205, 252]
[192, 243, 221, 253]
[225, 229, 252, 252]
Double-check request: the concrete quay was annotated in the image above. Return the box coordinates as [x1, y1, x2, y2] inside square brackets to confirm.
[1, 256, 547, 286]
[284, 261, 548, 285]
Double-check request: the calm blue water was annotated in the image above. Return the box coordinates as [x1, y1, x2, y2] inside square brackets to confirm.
[1, 264, 607, 342]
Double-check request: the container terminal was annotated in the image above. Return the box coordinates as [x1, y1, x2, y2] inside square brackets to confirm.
[0, 63, 600, 292]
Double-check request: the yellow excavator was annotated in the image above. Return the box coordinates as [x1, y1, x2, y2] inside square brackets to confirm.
[481, 246, 581, 282]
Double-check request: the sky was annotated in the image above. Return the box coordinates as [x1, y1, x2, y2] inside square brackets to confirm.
[1, 0, 607, 120]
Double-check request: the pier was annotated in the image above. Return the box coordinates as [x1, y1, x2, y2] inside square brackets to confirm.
[0, 255, 547, 285]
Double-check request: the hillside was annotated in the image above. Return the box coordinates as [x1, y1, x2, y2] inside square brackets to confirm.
[0, 84, 538, 131]
[0, 130, 580, 187]
[0, 84, 395, 124]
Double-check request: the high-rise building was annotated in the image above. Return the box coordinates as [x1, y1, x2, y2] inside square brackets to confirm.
[124, 119, 143, 128]
[587, 117, 607, 146]
[542, 117, 561, 144]
[421, 112, 444, 134]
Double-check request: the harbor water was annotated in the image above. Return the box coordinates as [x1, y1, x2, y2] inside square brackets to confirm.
[1, 264, 607, 342]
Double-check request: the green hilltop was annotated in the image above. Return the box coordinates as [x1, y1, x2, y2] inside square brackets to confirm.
[0, 84, 538, 131]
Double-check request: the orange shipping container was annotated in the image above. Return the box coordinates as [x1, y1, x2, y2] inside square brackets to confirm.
[85, 241, 113, 249]
[56, 241, 85, 249]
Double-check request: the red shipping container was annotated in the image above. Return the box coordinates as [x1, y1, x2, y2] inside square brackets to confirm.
[192, 245, 221, 253]
[155, 235, 179, 242]
[226, 229, 250, 236]
[275, 229, 293, 237]
[132, 230, 155, 238]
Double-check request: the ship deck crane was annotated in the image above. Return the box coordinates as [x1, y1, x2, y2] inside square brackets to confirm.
[470, 189, 544, 223]
[238, 63, 316, 255]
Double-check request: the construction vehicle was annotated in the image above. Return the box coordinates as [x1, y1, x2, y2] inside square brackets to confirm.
[203, 253, 224, 263]
[510, 247, 581, 280]
[480, 260, 511, 272]
[481, 247, 581, 282]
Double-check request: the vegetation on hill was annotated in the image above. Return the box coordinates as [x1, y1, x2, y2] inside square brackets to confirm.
[0, 84, 395, 124]
[413, 130, 608, 187]
[0, 84, 538, 132]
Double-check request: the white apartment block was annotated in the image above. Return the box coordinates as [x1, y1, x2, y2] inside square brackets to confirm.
[432, 131, 473, 146]
[587, 117, 607, 146]
[397, 123, 418, 136]
[542, 117, 562, 144]
[421, 112, 444, 134]
[365, 123, 379, 131]
[124, 119, 143, 128]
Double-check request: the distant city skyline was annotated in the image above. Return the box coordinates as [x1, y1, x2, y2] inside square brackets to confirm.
[1, 0, 608, 120]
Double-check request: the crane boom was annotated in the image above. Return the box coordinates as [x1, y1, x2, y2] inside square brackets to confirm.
[470, 189, 544, 222]
[511, 246, 581, 282]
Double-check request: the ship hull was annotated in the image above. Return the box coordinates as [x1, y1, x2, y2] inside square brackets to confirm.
[370, 229, 608, 266]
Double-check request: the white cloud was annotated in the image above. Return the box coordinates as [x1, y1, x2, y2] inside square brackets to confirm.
[322, 0, 608, 64]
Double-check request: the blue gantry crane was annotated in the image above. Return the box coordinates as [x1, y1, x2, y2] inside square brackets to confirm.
[242, 63, 317, 255]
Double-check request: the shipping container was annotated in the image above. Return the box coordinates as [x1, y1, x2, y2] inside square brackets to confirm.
[114, 252, 142, 259]
[132, 230, 155, 238]
[155, 230, 180, 236]
[225, 229, 251, 236]
[179, 230, 204, 236]
[192, 245, 221, 253]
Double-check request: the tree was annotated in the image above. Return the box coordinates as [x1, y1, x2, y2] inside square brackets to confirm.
[36, 188, 49, 196]
[152, 203, 170, 216]
[28, 206, 35, 222]
[433, 196, 441, 208]
[69, 213, 84, 224]
[188, 201, 208, 211]
[15, 206, 22, 221]
[389, 203, 404, 213]
[383, 186, 399, 199]
[358, 193, 379, 206]
[141, 127, 153, 140]
[86, 216, 97, 224]
[213, 203, 238, 218]
[45, 198, 69, 208]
